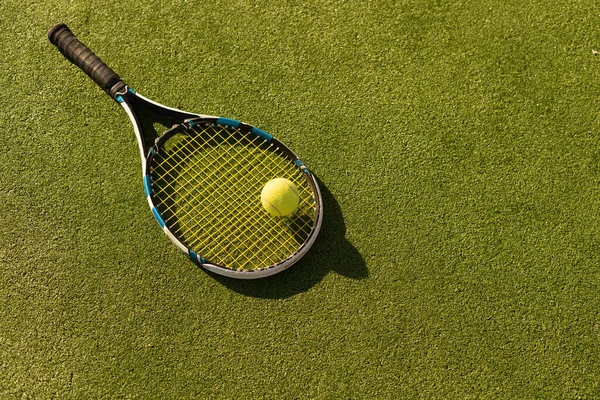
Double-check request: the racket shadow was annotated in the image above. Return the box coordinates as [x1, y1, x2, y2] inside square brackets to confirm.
[208, 175, 368, 298]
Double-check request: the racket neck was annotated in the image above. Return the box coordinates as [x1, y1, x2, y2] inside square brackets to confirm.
[117, 90, 199, 164]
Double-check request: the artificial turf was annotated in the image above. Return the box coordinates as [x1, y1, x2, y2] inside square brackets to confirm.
[2, 0, 600, 398]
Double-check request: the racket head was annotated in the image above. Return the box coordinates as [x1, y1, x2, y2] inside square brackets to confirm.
[141, 115, 323, 279]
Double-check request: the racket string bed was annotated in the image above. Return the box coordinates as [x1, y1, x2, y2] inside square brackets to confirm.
[154, 129, 300, 240]
[150, 122, 316, 270]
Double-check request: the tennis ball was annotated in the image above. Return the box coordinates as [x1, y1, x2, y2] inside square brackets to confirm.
[261, 178, 300, 217]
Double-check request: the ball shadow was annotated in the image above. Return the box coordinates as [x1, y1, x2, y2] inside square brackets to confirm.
[208, 176, 368, 298]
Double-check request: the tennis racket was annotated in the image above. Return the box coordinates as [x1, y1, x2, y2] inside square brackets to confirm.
[48, 23, 323, 279]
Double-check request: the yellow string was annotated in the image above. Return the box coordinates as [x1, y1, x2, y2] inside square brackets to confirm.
[150, 124, 317, 270]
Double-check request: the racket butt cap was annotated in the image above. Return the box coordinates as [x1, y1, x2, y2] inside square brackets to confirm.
[48, 23, 65, 43]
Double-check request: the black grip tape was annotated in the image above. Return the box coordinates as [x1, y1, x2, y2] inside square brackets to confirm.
[48, 23, 123, 95]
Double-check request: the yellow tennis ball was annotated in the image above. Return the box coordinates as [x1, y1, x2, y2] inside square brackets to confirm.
[261, 178, 300, 217]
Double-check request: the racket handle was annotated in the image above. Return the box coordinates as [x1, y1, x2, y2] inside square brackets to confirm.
[48, 23, 125, 97]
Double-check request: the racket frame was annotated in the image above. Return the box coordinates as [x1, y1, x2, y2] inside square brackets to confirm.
[49, 23, 323, 279]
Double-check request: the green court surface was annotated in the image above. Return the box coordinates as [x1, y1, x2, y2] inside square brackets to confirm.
[2, 0, 600, 398]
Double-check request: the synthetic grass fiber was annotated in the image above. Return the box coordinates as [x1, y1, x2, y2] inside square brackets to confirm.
[2, 0, 600, 398]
